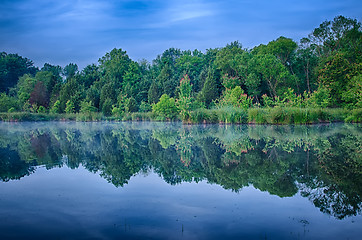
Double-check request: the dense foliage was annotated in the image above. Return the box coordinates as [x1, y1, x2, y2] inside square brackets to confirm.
[0, 16, 361, 122]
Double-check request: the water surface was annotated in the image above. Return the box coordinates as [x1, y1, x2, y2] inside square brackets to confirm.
[0, 122, 361, 239]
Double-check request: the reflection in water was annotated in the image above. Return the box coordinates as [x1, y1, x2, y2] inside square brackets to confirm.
[0, 122, 361, 220]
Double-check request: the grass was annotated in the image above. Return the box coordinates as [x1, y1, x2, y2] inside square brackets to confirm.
[189, 107, 359, 124]
[1, 108, 360, 124]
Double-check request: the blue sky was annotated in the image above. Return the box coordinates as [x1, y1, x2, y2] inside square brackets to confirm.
[1, 0, 361, 70]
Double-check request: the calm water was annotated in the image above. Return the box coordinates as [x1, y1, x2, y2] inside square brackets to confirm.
[0, 122, 361, 240]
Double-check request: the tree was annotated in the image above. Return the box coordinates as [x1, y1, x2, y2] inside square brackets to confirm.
[293, 39, 319, 93]
[341, 74, 362, 109]
[199, 68, 220, 108]
[148, 81, 162, 104]
[126, 96, 138, 113]
[80, 64, 100, 88]
[245, 72, 261, 99]
[318, 52, 359, 106]
[102, 98, 113, 116]
[63, 63, 78, 80]
[122, 62, 141, 103]
[253, 54, 295, 98]
[0, 52, 38, 93]
[29, 81, 49, 108]
[100, 82, 117, 110]
[16, 74, 37, 104]
[215, 42, 244, 78]
[158, 64, 177, 97]
[255, 36, 297, 69]
[98, 48, 132, 87]
[41, 63, 62, 81]
[0, 93, 19, 112]
[177, 74, 193, 120]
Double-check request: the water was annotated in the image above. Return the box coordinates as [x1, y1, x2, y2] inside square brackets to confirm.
[0, 122, 361, 240]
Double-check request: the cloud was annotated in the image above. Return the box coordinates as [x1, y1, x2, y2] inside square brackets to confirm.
[1, 0, 361, 70]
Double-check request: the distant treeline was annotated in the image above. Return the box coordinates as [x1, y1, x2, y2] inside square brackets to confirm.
[0, 15, 361, 122]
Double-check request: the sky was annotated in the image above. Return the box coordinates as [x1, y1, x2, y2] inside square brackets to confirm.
[0, 0, 361, 70]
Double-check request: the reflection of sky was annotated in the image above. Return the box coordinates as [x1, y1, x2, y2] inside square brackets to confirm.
[0, 0, 361, 69]
[0, 166, 361, 239]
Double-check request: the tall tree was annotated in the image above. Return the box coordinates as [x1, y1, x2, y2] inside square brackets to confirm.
[0, 52, 38, 93]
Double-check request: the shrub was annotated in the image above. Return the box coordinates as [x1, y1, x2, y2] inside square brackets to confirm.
[152, 94, 179, 120]
[345, 109, 362, 123]
[0, 93, 19, 112]
[65, 100, 75, 114]
[7, 107, 16, 113]
[139, 101, 152, 112]
[37, 106, 47, 113]
[80, 100, 97, 114]
[50, 100, 61, 113]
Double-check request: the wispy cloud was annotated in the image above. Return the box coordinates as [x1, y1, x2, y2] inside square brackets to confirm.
[1, 0, 361, 69]
[145, 0, 216, 28]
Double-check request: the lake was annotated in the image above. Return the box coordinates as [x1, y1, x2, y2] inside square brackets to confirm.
[0, 122, 361, 240]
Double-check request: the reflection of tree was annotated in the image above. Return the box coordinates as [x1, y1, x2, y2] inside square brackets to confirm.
[0, 123, 361, 219]
[299, 130, 362, 219]
[0, 147, 35, 181]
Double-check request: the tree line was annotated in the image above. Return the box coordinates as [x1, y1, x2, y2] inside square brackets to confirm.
[0, 15, 361, 117]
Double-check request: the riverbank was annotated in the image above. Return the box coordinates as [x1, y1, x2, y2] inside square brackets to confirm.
[1, 107, 361, 124]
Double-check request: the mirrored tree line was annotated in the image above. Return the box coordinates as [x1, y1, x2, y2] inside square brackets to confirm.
[0, 123, 361, 219]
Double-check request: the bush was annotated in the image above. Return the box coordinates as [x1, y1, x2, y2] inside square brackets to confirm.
[80, 100, 97, 114]
[50, 100, 61, 113]
[37, 106, 47, 113]
[152, 94, 179, 120]
[139, 101, 152, 112]
[65, 100, 75, 114]
[7, 107, 16, 113]
[0, 93, 19, 112]
[345, 108, 362, 123]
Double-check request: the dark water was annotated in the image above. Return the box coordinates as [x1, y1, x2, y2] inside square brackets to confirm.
[0, 122, 361, 240]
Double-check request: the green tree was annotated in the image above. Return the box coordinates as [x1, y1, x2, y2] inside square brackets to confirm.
[99, 82, 117, 111]
[177, 74, 193, 120]
[318, 52, 360, 106]
[0, 52, 38, 93]
[253, 54, 296, 98]
[126, 96, 138, 113]
[102, 98, 113, 116]
[199, 68, 220, 108]
[148, 81, 162, 104]
[63, 63, 78, 80]
[0, 93, 19, 112]
[99, 48, 132, 88]
[16, 74, 37, 105]
[341, 74, 362, 109]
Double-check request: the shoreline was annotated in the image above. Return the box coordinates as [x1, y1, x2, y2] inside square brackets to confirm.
[1, 107, 361, 124]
